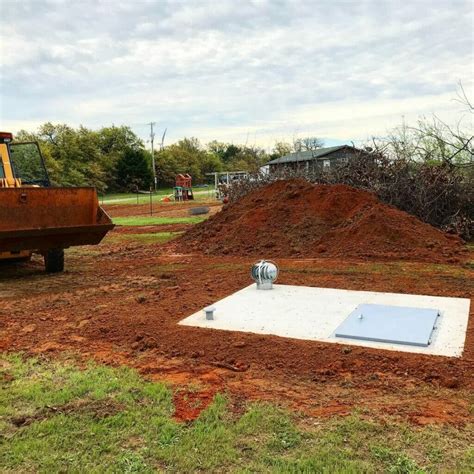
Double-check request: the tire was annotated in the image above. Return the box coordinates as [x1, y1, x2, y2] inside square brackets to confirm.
[44, 248, 64, 273]
[189, 206, 209, 216]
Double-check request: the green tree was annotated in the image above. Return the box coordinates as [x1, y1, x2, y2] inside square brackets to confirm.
[14, 128, 62, 185]
[207, 141, 269, 172]
[31, 123, 107, 191]
[207, 141, 241, 166]
[231, 145, 269, 172]
[116, 147, 153, 191]
[96, 126, 144, 191]
[269, 141, 292, 160]
[14, 123, 144, 193]
[155, 137, 222, 186]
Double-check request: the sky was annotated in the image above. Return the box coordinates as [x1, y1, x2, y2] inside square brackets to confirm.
[1, 0, 473, 149]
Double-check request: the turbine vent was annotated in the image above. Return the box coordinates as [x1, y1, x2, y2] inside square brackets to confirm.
[251, 260, 278, 290]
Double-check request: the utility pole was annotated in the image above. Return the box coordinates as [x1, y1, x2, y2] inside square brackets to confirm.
[149, 121, 157, 192]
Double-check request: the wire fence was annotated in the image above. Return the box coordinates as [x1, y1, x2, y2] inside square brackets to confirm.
[99, 186, 217, 216]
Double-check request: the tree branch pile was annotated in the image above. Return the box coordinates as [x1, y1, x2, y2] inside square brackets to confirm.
[227, 127, 473, 240]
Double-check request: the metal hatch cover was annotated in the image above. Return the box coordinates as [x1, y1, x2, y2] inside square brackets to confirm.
[334, 303, 439, 347]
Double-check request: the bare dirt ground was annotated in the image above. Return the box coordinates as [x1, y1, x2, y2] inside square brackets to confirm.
[1, 200, 473, 425]
[105, 200, 222, 218]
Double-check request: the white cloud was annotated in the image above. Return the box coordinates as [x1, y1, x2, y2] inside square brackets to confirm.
[0, 0, 472, 148]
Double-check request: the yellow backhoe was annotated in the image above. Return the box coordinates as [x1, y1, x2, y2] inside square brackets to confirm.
[0, 131, 114, 272]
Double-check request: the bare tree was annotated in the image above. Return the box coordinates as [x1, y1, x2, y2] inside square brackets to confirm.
[293, 136, 325, 152]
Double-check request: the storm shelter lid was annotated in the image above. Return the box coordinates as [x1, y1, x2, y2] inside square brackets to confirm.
[334, 303, 439, 347]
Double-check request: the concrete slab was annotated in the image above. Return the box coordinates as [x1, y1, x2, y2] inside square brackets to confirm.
[179, 284, 470, 357]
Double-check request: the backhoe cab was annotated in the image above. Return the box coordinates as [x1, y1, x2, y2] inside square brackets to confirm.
[0, 132, 114, 273]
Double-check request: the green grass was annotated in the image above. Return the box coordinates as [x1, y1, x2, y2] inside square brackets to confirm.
[113, 216, 206, 226]
[101, 187, 215, 205]
[1, 354, 473, 473]
[111, 232, 182, 244]
[101, 189, 174, 203]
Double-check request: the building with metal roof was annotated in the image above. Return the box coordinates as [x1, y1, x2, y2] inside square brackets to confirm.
[266, 145, 365, 173]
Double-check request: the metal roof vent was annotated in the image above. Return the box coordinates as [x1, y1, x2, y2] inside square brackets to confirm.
[251, 260, 278, 290]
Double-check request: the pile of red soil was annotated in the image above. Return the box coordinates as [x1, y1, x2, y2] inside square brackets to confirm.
[180, 179, 466, 261]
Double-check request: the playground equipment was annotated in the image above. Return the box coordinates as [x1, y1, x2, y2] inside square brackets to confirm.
[206, 171, 248, 200]
[174, 174, 194, 201]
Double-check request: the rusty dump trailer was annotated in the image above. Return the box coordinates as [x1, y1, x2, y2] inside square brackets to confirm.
[0, 132, 114, 272]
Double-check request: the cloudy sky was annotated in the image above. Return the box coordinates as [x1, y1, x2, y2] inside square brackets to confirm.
[1, 0, 473, 148]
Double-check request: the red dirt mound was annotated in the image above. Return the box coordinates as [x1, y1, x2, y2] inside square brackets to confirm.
[180, 179, 466, 261]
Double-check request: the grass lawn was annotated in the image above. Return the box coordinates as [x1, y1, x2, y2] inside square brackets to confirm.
[111, 232, 183, 244]
[101, 187, 215, 205]
[113, 216, 206, 226]
[101, 190, 173, 206]
[1, 354, 472, 473]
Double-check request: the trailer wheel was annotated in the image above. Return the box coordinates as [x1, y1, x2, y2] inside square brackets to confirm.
[44, 248, 64, 273]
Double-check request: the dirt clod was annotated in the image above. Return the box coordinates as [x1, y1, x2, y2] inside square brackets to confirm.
[21, 324, 36, 333]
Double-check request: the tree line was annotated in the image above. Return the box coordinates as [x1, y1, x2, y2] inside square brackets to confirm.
[15, 123, 316, 193]
[14, 111, 472, 196]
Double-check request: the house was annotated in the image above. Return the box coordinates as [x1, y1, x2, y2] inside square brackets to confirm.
[266, 145, 366, 174]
